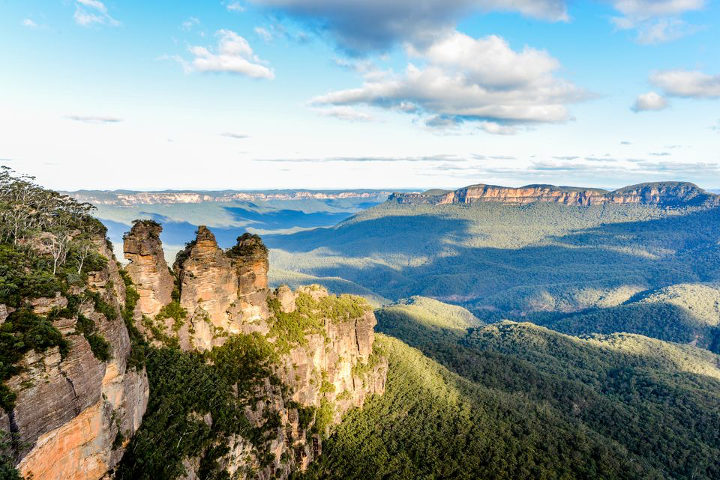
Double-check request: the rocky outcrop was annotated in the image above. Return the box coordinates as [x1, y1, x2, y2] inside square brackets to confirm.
[228, 233, 271, 327]
[121, 223, 387, 479]
[390, 182, 720, 208]
[172, 226, 239, 350]
[196, 285, 388, 479]
[123, 221, 174, 318]
[2, 239, 149, 480]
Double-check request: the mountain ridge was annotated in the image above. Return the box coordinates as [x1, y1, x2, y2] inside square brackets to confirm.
[67, 190, 397, 206]
[390, 181, 719, 207]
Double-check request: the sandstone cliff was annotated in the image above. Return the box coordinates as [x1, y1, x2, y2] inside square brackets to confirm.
[390, 182, 719, 208]
[118, 224, 387, 479]
[68, 190, 391, 206]
[123, 221, 174, 318]
[1, 237, 149, 480]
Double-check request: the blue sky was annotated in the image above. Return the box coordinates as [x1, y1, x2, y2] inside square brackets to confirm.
[1, 0, 719, 190]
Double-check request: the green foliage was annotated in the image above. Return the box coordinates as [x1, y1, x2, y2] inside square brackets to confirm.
[267, 291, 370, 354]
[530, 283, 720, 353]
[0, 308, 69, 411]
[84, 290, 119, 322]
[303, 335, 657, 480]
[0, 431, 22, 480]
[119, 268, 147, 371]
[75, 314, 111, 362]
[0, 243, 61, 308]
[378, 296, 484, 332]
[115, 333, 283, 479]
[155, 301, 188, 332]
[361, 302, 720, 480]
[312, 399, 334, 439]
[208, 334, 278, 399]
[268, 201, 720, 323]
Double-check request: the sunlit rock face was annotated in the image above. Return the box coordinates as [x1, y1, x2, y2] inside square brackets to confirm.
[2, 239, 148, 480]
[123, 221, 174, 318]
[390, 181, 719, 207]
[120, 223, 387, 479]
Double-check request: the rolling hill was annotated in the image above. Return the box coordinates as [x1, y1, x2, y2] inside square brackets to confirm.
[265, 182, 720, 337]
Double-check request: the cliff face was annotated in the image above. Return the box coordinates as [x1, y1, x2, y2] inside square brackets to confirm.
[68, 190, 392, 206]
[211, 285, 387, 479]
[1, 239, 149, 480]
[121, 224, 387, 479]
[390, 182, 719, 208]
[123, 221, 174, 318]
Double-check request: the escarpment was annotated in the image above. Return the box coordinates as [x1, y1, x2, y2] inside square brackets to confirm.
[116, 223, 387, 479]
[1, 233, 149, 480]
[390, 181, 720, 208]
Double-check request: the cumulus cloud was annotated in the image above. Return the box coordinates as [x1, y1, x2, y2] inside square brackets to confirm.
[610, 0, 705, 44]
[312, 106, 374, 122]
[65, 115, 122, 124]
[22, 19, 38, 28]
[650, 70, 720, 98]
[310, 32, 588, 133]
[74, 0, 119, 27]
[250, 0, 568, 52]
[632, 91, 668, 111]
[180, 30, 274, 79]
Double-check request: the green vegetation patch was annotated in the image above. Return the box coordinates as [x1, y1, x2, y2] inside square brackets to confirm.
[267, 291, 371, 354]
[0, 308, 69, 412]
[115, 333, 283, 480]
[302, 335, 656, 480]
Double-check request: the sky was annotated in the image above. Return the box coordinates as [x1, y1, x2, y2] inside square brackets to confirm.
[0, 0, 719, 191]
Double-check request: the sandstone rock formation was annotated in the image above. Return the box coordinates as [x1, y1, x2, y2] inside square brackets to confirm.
[184, 284, 388, 479]
[1, 238, 149, 480]
[123, 220, 174, 318]
[390, 181, 720, 208]
[120, 223, 387, 479]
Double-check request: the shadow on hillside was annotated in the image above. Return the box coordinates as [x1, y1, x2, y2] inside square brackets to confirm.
[263, 207, 720, 315]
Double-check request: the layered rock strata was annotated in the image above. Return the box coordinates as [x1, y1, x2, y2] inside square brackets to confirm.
[390, 182, 719, 208]
[123, 221, 174, 318]
[123, 224, 388, 479]
[1, 239, 149, 480]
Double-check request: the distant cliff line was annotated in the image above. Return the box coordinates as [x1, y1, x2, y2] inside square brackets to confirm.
[67, 189, 396, 205]
[389, 182, 720, 208]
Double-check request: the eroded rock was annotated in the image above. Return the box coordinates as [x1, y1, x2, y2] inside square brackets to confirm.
[123, 220, 174, 318]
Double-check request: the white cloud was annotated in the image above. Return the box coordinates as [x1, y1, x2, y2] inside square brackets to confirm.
[74, 0, 119, 27]
[22, 19, 38, 28]
[255, 27, 274, 42]
[227, 1, 247, 12]
[312, 106, 374, 122]
[480, 122, 517, 135]
[221, 132, 249, 139]
[182, 17, 200, 30]
[183, 30, 274, 79]
[310, 32, 588, 133]
[250, 0, 568, 52]
[610, 0, 705, 44]
[65, 115, 122, 124]
[611, 0, 705, 18]
[632, 91, 668, 111]
[650, 70, 720, 98]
